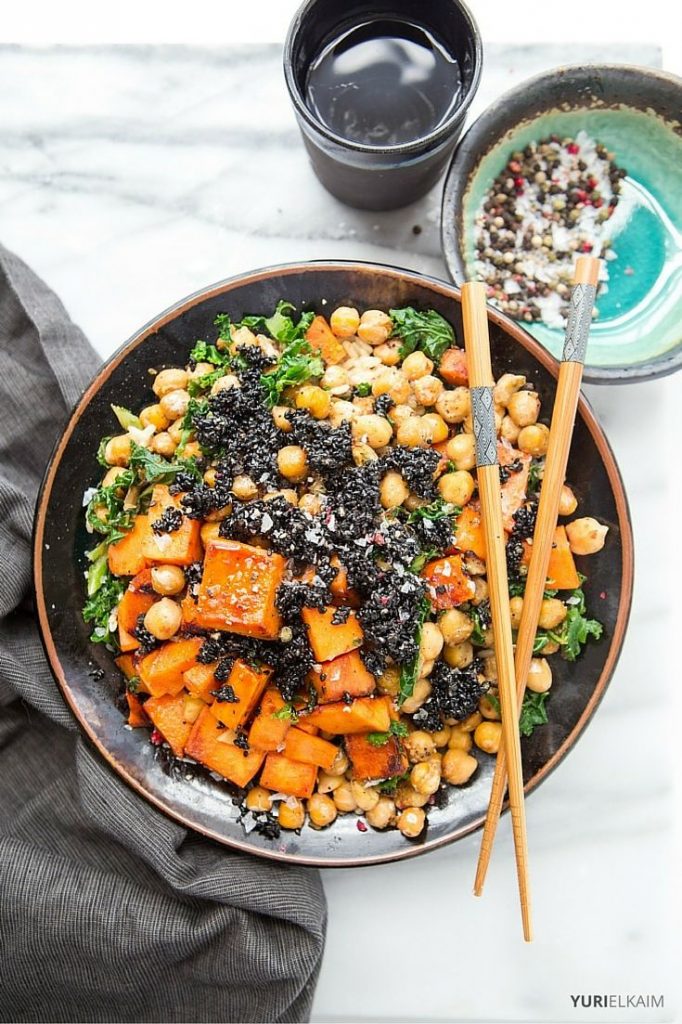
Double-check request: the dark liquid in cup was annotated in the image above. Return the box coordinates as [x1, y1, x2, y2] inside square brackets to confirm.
[304, 19, 463, 148]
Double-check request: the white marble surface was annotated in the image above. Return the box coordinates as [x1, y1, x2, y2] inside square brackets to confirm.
[0, 42, 679, 1024]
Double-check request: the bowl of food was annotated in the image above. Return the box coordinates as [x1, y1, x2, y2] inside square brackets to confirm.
[34, 261, 633, 866]
[441, 64, 682, 383]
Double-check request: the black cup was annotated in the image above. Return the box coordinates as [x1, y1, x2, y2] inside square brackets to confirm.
[283, 0, 482, 211]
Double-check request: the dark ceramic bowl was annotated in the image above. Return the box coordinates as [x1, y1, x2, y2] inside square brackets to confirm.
[34, 261, 633, 867]
[441, 64, 682, 383]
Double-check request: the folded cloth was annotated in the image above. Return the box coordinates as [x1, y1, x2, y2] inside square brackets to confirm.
[0, 243, 327, 1024]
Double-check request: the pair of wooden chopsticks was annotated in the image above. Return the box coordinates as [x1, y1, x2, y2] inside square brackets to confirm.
[461, 256, 601, 941]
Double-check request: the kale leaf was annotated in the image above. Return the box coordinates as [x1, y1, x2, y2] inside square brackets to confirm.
[389, 307, 455, 364]
[519, 690, 550, 737]
[82, 566, 126, 646]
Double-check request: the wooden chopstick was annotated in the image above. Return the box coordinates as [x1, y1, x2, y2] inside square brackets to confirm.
[473, 255, 602, 898]
[461, 282, 533, 943]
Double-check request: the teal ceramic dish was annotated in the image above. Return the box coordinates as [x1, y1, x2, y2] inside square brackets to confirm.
[441, 64, 682, 382]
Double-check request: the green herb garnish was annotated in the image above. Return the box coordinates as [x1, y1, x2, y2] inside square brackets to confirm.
[367, 721, 409, 746]
[111, 405, 142, 431]
[240, 300, 314, 345]
[260, 337, 324, 408]
[129, 441, 201, 485]
[389, 306, 455, 364]
[468, 605, 489, 647]
[82, 566, 127, 646]
[519, 690, 550, 737]
[532, 585, 602, 661]
[272, 704, 299, 722]
[406, 497, 461, 526]
[527, 458, 545, 493]
[398, 596, 431, 706]
[85, 469, 136, 545]
[376, 770, 411, 795]
[355, 382, 372, 397]
[188, 338, 226, 366]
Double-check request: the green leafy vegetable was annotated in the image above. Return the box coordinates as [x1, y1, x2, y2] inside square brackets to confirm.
[272, 703, 299, 722]
[126, 676, 141, 694]
[82, 566, 127, 646]
[214, 313, 233, 342]
[366, 721, 409, 746]
[355, 382, 372, 397]
[189, 339, 225, 366]
[260, 337, 324, 408]
[410, 548, 439, 574]
[389, 307, 455, 364]
[129, 441, 201, 485]
[407, 497, 460, 526]
[96, 436, 113, 468]
[376, 771, 411, 794]
[188, 366, 228, 397]
[485, 691, 501, 715]
[468, 605, 489, 647]
[85, 469, 136, 545]
[527, 458, 545, 493]
[519, 690, 550, 737]
[111, 405, 142, 431]
[240, 300, 314, 345]
[398, 596, 431, 707]
[532, 586, 603, 661]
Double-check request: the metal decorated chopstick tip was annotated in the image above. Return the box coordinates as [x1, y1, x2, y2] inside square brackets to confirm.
[563, 256, 602, 364]
[470, 386, 497, 466]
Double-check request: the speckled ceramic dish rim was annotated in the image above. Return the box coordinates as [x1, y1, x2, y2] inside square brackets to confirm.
[33, 261, 634, 867]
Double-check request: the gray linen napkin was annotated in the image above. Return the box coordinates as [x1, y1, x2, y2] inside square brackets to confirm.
[0, 243, 327, 1024]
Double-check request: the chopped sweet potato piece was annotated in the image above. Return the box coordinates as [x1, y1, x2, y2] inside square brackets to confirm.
[294, 718, 319, 736]
[284, 728, 338, 771]
[209, 659, 271, 730]
[142, 485, 203, 566]
[248, 688, 292, 751]
[125, 691, 149, 728]
[186, 707, 265, 787]
[522, 525, 580, 590]
[345, 733, 409, 781]
[137, 637, 203, 697]
[196, 539, 285, 639]
[302, 695, 392, 735]
[309, 649, 375, 704]
[180, 593, 201, 628]
[439, 347, 468, 386]
[302, 606, 364, 663]
[144, 692, 193, 758]
[498, 443, 531, 531]
[305, 314, 346, 365]
[260, 752, 317, 799]
[183, 662, 218, 702]
[422, 554, 475, 610]
[107, 515, 151, 577]
[452, 503, 487, 560]
[117, 568, 156, 650]
[115, 652, 136, 679]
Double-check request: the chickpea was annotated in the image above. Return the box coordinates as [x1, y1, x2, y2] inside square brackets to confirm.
[566, 517, 608, 555]
[143, 598, 182, 640]
[139, 404, 169, 431]
[463, 553, 486, 576]
[400, 678, 432, 714]
[419, 413, 448, 445]
[332, 782, 357, 813]
[351, 395, 374, 416]
[559, 484, 578, 516]
[211, 374, 240, 396]
[377, 665, 400, 697]
[527, 658, 553, 694]
[412, 374, 444, 407]
[152, 367, 188, 398]
[277, 445, 308, 482]
[231, 325, 256, 347]
[232, 475, 259, 501]
[372, 368, 410, 405]
[445, 433, 476, 471]
[295, 385, 331, 420]
[479, 694, 501, 720]
[442, 748, 477, 785]
[350, 781, 380, 812]
[101, 466, 128, 489]
[167, 419, 184, 444]
[538, 597, 568, 630]
[419, 658, 435, 678]
[245, 786, 272, 813]
[404, 730, 436, 764]
[380, 470, 409, 510]
[448, 728, 473, 753]
[308, 793, 338, 828]
[438, 470, 475, 506]
[272, 405, 293, 432]
[435, 387, 470, 424]
[431, 725, 451, 748]
[151, 565, 186, 596]
[474, 721, 502, 754]
[397, 807, 426, 838]
[279, 798, 306, 830]
[326, 749, 350, 777]
[353, 414, 393, 449]
[200, 522, 221, 546]
[493, 373, 526, 407]
[443, 641, 474, 669]
[203, 467, 217, 487]
[458, 711, 482, 732]
[410, 757, 441, 796]
[183, 441, 202, 460]
[472, 578, 489, 606]
[401, 351, 433, 380]
[104, 435, 132, 467]
[159, 388, 190, 421]
[317, 772, 344, 794]
[389, 403, 414, 426]
[321, 365, 350, 393]
[419, 622, 444, 663]
[187, 361, 215, 380]
[509, 595, 524, 630]
[439, 608, 474, 646]
[374, 339, 402, 365]
[395, 783, 430, 809]
[358, 309, 392, 345]
[330, 305, 360, 338]
[518, 423, 550, 456]
[507, 389, 540, 427]
[541, 639, 561, 655]
[264, 488, 298, 505]
[298, 492, 323, 516]
[329, 399, 355, 427]
[396, 416, 427, 448]
[482, 655, 497, 682]
[366, 797, 396, 830]
[500, 414, 521, 444]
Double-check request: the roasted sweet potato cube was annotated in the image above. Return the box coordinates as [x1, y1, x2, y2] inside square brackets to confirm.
[305, 314, 346, 365]
[260, 752, 317, 799]
[422, 554, 475, 610]
[186, 707, 265, 787]
[303, 695, 392, 735]
[108, 515, 152, 577]
[345, 733, 409, 781]
[196, 539, 285, 639]
[302, 606, 364, 662]
[522, 525, 580, 590]
[283, 728, 338, 771]
[498, 444, 531, 532]
[137, 637, 203, 697]
[144, 692, 193, 758]
[142, 485, 203, 566]
[248, 688, 292, 751]
[452, 503, 487, 561]
[180, 593, 201, 628]
[117, 568, 156, 650]
[125, 691, 149, 728]
[439, 347, 468, 386]
[209, 659, 271, 730]
[183, 662, 218, 702]
[309, 649, 375, 704]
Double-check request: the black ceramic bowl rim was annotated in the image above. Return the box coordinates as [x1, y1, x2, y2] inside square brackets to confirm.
[440, 63, 682, 384]
[33, 260, 634, 867]
[283, 0, 483, 156]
